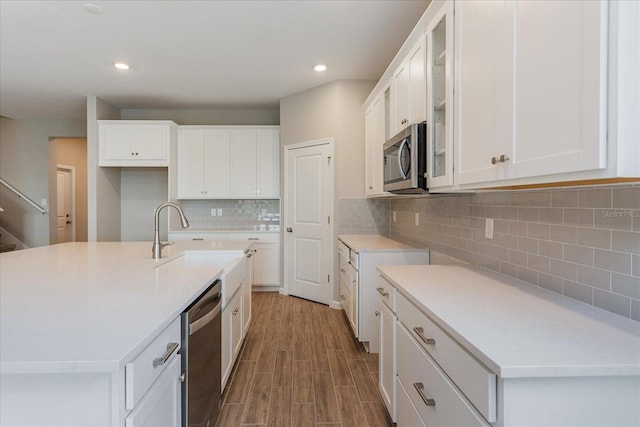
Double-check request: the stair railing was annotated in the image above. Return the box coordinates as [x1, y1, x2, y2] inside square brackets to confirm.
[0, 178, 47, 215]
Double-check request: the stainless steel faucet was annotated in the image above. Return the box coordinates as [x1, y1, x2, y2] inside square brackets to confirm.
[152, 202, 189, 259]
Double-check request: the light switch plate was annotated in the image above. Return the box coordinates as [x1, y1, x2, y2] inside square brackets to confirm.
[217, 208, 222, 216]
[485, 218, 494, 239]
[210, 208, 216, 217]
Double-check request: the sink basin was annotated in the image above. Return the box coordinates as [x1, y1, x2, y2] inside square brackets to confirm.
[156, 249, 247, 308]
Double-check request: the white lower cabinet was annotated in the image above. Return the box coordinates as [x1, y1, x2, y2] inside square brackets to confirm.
[124, 355, 181, 427]
[222, 288, 243, 390]
[396, 377, 426, 427]
[378, 297, 397, 422]
[397, 323, 489, 427]
[251, 242, 279, 286]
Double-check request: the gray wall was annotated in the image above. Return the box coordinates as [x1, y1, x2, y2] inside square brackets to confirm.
[121, 108, 279, 125]
[280, 80, 376, 301]
[120, 168, 169, 242]
[0, 117, 86, 247]
[388, 184, 640, 321]
[87, 96, 121, 242]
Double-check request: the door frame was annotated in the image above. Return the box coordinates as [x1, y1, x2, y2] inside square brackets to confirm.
[282, 138, 335, 305]
[56, 164, 76, 243]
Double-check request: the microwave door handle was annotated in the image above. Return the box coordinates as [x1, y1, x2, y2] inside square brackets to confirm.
[398, 138, 410, 179]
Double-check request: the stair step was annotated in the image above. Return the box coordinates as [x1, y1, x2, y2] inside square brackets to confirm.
[0, 243, 17, 253]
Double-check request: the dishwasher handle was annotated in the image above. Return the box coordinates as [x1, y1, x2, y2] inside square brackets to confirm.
[189, 292, 222, 335]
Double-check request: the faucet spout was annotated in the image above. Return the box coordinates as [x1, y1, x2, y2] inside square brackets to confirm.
[152, 202, 190, 259]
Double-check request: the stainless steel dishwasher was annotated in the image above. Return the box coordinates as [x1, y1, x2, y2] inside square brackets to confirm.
[181, 280, 222, 427]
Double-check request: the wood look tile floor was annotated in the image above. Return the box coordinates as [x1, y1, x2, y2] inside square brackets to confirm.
[217, 292, 393, 427]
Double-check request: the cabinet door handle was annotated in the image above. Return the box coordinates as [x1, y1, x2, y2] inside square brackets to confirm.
[233, 308, 239, 315]
[248, 237, 259, 241]
[153, 342, 179, 367]
[376, 287, 389, 298]
[413, 382, 436, 407]
[340, 268, 346, 273]
[413, 327, 435, 345]
[491, 156, 498, 165]
[375, 310, 380, 317]
[499, 154, 509, 163]
[286, 227, 293, 233]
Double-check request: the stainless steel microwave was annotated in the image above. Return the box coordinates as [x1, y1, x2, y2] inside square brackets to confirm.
[383, 122, 427, 193]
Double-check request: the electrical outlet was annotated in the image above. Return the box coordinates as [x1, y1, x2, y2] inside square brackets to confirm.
[393, 211, 397, 222]
[217, 208, 222, 216]
[210, 208, 216, 217]
[415, 212, 420, 226]
[485, 218, 494, 239]
[41, 198, 47, 207]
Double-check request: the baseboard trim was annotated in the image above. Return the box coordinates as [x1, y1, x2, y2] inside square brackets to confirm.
[278, 287, 288, 296]
[330, 300, 344, 310]
[251, 285, 280, 292]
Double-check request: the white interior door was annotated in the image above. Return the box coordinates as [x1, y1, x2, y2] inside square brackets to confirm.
[284, 140, 334, 305]
[56, 167, 74, 243]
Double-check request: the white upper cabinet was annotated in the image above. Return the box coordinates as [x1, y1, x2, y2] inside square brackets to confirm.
[426, 0, 454, 189]
[177, 126, 279, 199]
[365, 94, 387, 197]
[230, 128, 280, 198]
[177, 128, 230, 198]
[391, 38, 426, 135]
[99, 120, 175, 167]
[455, 0, 608, 187]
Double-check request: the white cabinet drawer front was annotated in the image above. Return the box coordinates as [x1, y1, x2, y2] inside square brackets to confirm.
[396, 376, 426, 427]
[125, 354, 181, 427]
[397, 325, 489, 427]
[397, 292, 496, 422]
[125, 317, 181, 410]
[227, 233, 279, 243]
[376, 275, 397, 312]
[340, 282, 352, 324]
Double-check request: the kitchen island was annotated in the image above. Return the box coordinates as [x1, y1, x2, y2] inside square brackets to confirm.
[0, 241, 250, 426]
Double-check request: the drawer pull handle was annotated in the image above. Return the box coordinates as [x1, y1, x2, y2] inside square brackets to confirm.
[376, 287, 389, 298]
[248, 238, 259, 241]
[192, 238, 204, 241]
[413, 382, 436, 407]
[413, 327, 435, 345]
[153, 342, 179, 367]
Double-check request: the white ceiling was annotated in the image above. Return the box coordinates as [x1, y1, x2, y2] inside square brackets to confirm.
[0, 0, 430, 119]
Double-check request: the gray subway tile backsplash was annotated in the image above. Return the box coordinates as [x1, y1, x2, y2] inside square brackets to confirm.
[376, 183, 640, 321]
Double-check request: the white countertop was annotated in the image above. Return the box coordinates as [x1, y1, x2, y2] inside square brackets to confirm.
[377, 264, 640, 379]
[0, 241, 251, 375]
[338, 234, 427, 253]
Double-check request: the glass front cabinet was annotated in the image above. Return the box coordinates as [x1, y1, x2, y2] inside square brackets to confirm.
[426, 1, 454, 189]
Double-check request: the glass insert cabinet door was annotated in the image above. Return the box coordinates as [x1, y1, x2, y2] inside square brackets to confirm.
[426, 1, 454, 188]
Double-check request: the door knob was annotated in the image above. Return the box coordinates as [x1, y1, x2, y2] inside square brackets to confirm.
[286, 227, 293, 232]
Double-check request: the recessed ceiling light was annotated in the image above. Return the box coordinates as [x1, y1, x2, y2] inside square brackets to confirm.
[314, 64, 327, 72]
[114, 62, 130, 70]
[83, 3, 102, 14]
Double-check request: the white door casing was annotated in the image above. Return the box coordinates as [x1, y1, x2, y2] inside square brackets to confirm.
[284, 139, 334, 305]
[56, 165, 75, 243]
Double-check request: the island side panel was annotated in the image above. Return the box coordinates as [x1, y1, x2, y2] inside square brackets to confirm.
[0, 371, 121, 426]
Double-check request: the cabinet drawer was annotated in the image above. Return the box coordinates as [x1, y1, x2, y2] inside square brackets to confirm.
[396, 376, 426, 427]
[349, 251, 359, 269]
[125, 317, 181, 410]
[376, 275, 397, 311]
[227, 233, 279, 243]
[397, 325, 489, 427]
[397, 292, 496, 422]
